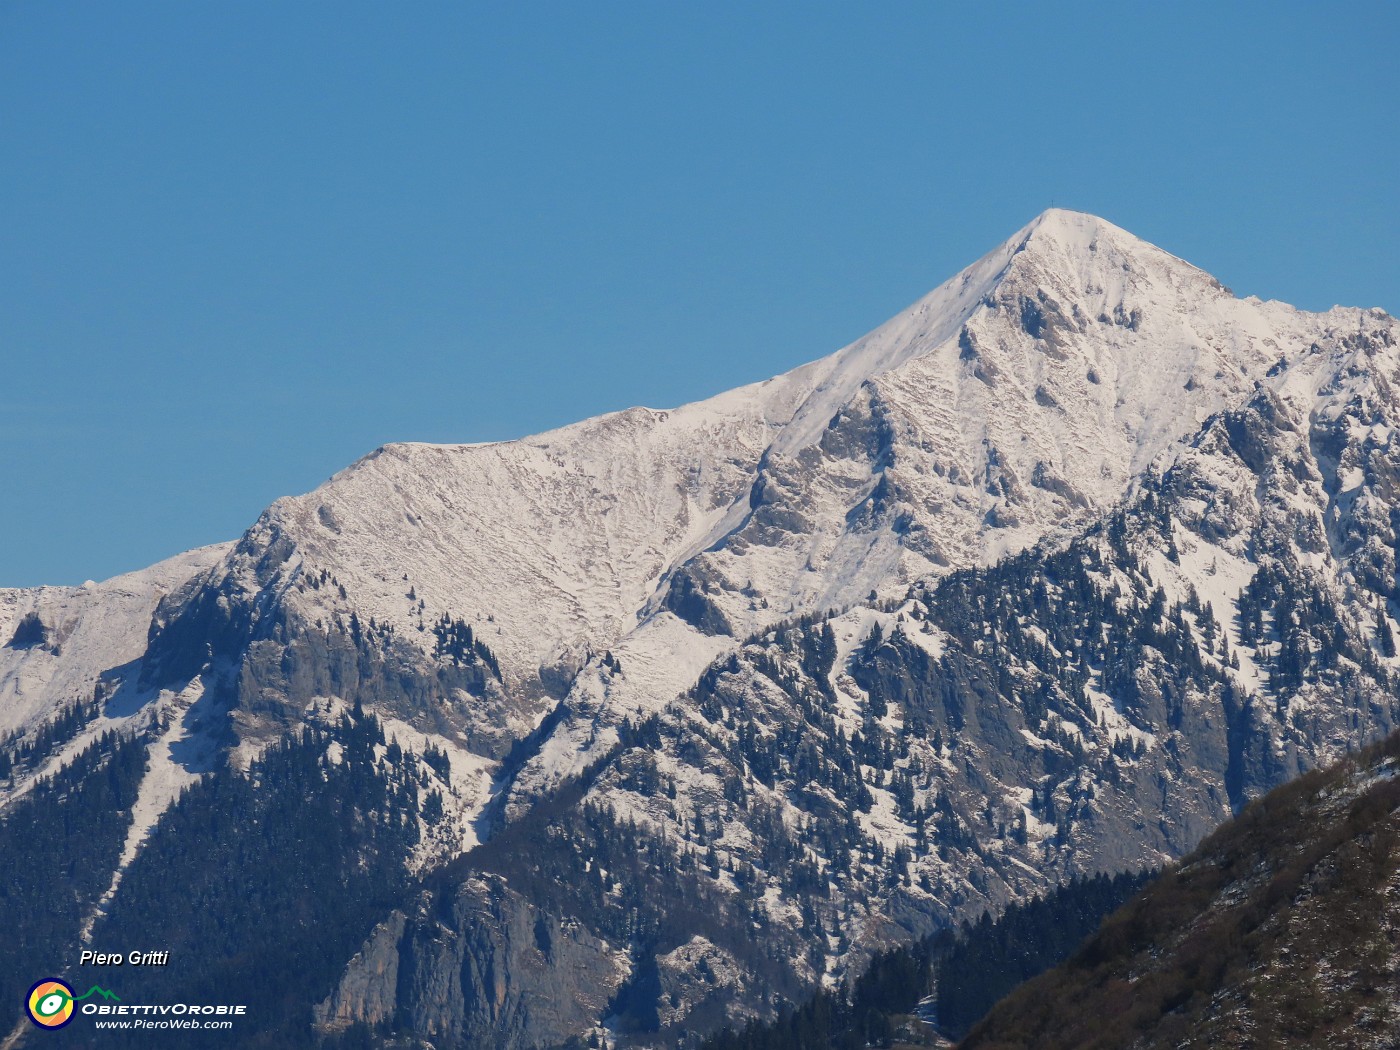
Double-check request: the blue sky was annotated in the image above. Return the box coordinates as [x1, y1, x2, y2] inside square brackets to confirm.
[3, 2, 1396, 586]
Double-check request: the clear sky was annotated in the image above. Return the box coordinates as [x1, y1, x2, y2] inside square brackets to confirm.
[3, 2, 1397, 586]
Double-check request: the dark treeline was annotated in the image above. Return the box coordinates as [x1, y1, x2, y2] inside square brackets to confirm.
[0, 696, 103, 781]
[935, 869, 1152, 1039]
[87, 708, 431, 1048]
[0, 730, 147, 1034]
[701, 870, 1153, 1050]
[701, 940, 938, 1050]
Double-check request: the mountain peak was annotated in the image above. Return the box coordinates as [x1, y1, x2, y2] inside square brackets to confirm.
[1011, 207, 1169, 269]
[229, 209, 1323, 696]
[1023, 205, 1116, 237]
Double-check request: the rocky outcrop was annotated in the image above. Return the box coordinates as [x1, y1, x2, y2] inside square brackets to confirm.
[317, 876, 626, 1050]
[132, 513, 514, 763]
[314, 910, 408, 1034]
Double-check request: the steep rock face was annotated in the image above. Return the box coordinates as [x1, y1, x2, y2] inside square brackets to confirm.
[503, 210, 1366, 812]
[137, 515, 510, 750]
[318, 876, 626, 1050]
[119, 211, 1338, 756]
[6, 211, 1351, 829]
[200, 218, 1400, 1042]
[314, 910, 408, 1034]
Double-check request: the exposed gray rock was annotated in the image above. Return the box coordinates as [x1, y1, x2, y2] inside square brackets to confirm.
[661, 567, 734, 637]
[315, 909, 407, 1034]
[319, 877, 625, 1050]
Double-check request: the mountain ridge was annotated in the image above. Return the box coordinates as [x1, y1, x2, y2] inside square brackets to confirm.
[3, 210, 1398, 1047]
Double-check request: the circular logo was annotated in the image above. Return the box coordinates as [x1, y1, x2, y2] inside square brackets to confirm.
[26, 979, 76, 1029]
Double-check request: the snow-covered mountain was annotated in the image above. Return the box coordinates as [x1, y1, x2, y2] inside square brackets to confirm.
[116, 215, 1354, 732]
[2, 209, 1397, 1049]
[0, 545, 230, 739]
[202, 210, 1316, 687]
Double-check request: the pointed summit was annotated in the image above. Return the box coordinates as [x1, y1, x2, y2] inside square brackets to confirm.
[1012, 207, 1156, 254]
[1020, 206, 1120, 242]
[766, 209, 1228, 456]
[999, 207, 1226, 305]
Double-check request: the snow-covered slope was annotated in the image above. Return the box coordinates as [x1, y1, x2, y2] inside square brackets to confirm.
[174, 211, 1347, 710]
[476, 301, 1400, 1019]
[4, 208, 1380, 837]
[0, 543, 230, 737]
[655, 210, 1294, 632]
[482, 210, 1380, 801]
